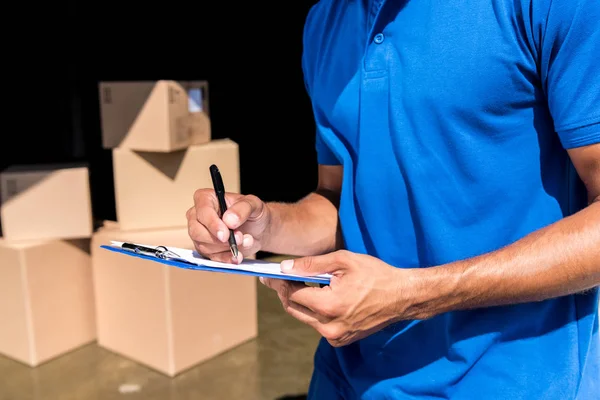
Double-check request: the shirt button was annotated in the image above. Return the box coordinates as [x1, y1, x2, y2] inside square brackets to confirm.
[374, 33, 384, 44]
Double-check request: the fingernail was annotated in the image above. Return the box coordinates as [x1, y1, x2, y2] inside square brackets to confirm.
[224, 213, 238, 226]
[259, 277, 265, 284]
[280, 259, 294, 271]
[217, 230, 225, 242]
[235, 232, 243, 245]
[242, 234, 253, 248]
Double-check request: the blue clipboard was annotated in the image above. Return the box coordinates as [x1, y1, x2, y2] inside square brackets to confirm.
[100, 244, 331, 285]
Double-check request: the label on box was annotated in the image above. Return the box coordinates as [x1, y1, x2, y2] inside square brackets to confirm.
[188, 88, 203, 112]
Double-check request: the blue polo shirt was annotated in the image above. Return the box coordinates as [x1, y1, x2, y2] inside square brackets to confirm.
[302, 0, 600, 398]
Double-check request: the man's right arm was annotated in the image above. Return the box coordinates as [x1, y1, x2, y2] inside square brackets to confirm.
[187, 165, 343, 262]
[261, 165, 343, 256]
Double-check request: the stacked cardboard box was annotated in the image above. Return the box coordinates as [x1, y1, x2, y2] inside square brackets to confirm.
[0, 163, 96, 366]
[93, 80, 258, 376]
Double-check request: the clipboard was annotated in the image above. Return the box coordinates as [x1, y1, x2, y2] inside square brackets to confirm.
[100, 241, 332, 285]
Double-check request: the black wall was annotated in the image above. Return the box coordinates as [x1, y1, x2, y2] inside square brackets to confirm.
[2, 1, 319, 224]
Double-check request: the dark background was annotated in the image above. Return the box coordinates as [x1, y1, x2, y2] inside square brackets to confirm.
[1, 1, 319, 225]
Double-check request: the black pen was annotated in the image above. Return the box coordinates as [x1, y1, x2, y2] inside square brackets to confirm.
[120, 242, 180, 259]
[209, 164, 239, 259]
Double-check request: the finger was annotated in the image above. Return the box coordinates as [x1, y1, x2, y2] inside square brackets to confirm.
[223, 195, 265, 229]
[232, 251, 244, 264]
[259, 277, 275, 287]
[193, 240, 226, 255]
[280, 251, 347, 276]
[188, 219, 223, 246]
[232, 230, 244, 246]
[260, 276, 287, 292]
[189, 220, 243, 252]
[285, 300, 324, 327]
[260, 279, 324, 328]
[264, 278, 293, 311]
[287, 285, 336, 318]
[241, 234, 254, 250]
[192, 238, 244, 255]
[193, 191, 229, 242]
[202, 249, 241, 264]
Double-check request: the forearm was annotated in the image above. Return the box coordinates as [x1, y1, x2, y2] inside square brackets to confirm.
[409, 199, 600, 319]
[262, 190, 342, 256]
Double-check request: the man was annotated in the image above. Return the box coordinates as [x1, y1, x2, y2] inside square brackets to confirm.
[188, 0, 599, 398]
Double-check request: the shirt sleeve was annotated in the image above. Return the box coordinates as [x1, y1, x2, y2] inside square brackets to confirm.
[302, 5, 342, 166]
[539, 0, 600, 149]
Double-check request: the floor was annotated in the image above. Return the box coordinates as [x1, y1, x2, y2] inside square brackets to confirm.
[0, 256, 321, 400]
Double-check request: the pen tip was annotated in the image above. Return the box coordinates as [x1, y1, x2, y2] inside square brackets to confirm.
[231, 244, 239, 259]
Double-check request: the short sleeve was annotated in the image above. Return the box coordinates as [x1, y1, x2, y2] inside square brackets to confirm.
[314, 130, 341, 165]
[302, 4, 342, 166]
[539, 0, 600, 149]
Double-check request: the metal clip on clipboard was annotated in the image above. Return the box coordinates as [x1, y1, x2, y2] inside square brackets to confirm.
[120, 242, 181, 260]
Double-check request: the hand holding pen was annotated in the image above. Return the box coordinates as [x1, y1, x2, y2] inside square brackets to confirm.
[186, 164, 272, 264]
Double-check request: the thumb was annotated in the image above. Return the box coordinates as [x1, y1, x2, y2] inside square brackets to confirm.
[280, 252, 342, 276]
[223, 194, 265, 229]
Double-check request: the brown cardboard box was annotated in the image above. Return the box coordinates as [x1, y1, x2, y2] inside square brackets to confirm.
[99, 80, 211, 152]
[0, 238, 95, 366]
[113, 139, 240, 231]
[0, 164, 93, 241]
[91, 223, 258, 376]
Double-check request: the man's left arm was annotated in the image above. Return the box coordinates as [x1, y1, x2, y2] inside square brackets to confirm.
[261, 143, 600, 347]
[261, 0, 600, 346]
[417, 0, 600, 316]
[407, 143, 600, 318]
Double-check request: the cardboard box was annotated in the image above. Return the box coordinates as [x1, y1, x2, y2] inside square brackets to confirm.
[99, 80, 211, 152]
[0, 164, 93, 241]
[91, 223, 258, 376]
[0, 238, 95, 366]
[113, 138, 240, 231]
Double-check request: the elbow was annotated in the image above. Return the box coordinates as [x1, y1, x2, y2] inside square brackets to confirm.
[315, 188, 341, 209]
